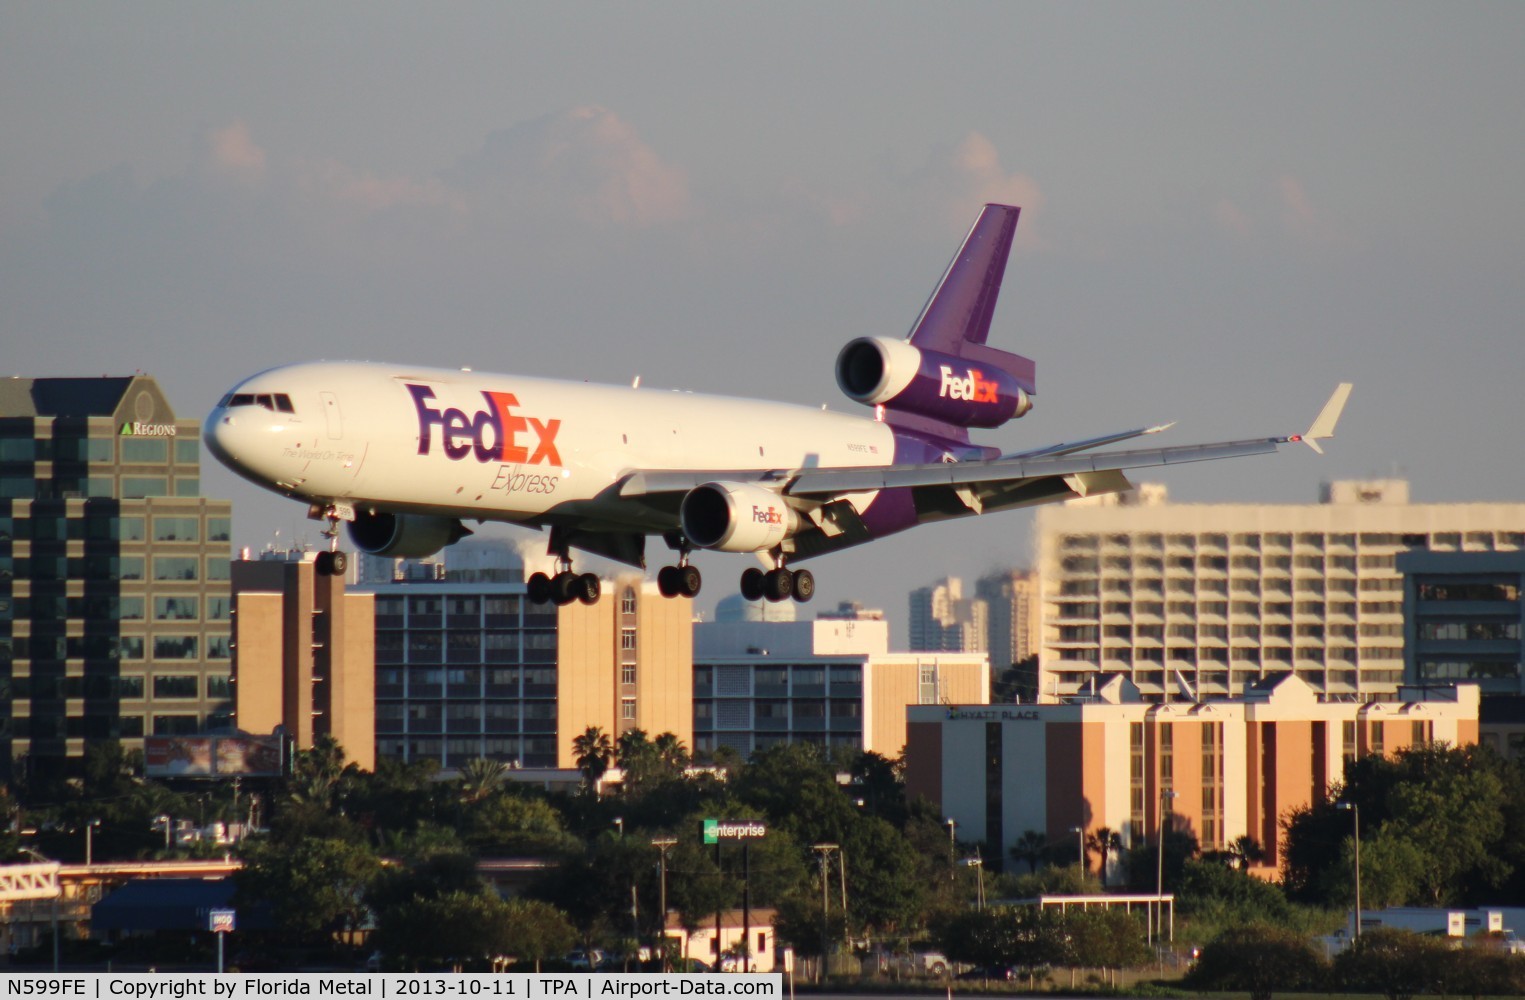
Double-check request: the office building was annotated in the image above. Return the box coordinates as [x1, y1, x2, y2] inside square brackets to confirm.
[231, 551, 376, 770]
[364, 572, 692, 770]
[0, 376, 233, 779]
[693, 609, 988, 759]
[1035, 480, 1525, 703]
[909, 577, 988, 653]
[906, 677, 1480, 874]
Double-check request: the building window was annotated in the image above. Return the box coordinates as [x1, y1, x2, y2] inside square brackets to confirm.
[621, 697, 637, 721]
[621, 588, 637, 614]
[152, 636, 198, 660]
[622, 664, 636, 685]
[153, 557, 199, 582]
[152, 715, 200, 735]
[621, 628, 637, 652]
[153, 517, 200, 542]
[154, 596, 199, 620]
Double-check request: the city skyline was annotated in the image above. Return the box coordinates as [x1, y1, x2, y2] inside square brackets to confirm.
[4, 5, 1523, 633]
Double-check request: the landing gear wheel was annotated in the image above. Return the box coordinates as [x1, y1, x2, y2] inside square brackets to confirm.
[763, 567, 794, 603]
[740, 567, 765, 601]
[575, 573, 601, 605]
[527, 572, 552, 605]
[329, 551, 348, 576]
[791, 568, 814, 603]
[551, 570, 579, 606]
[315, 551, 334, 576]
[677, 565, 702, 598]
[657, 565, 680, 598]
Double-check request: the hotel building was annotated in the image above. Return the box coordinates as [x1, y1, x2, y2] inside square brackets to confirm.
[1036, 480, 1525, 703]
[906, 676, 1480, 874]
[0, 376, 233, 779]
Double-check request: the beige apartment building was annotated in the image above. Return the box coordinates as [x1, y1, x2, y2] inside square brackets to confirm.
[906, 676, 1480, 874]
[1035, 480, 1525, 703]
[231, 552, 376, 770]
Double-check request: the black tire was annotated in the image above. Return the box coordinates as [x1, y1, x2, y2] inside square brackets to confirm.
[527, 572, 553, 605]
[763, 567, 793, 602]
[678, 565, 702, 598]
[551, 571, 578, 605]
[314, 551, 333, 575]
[739, 567, 765, 601]
[791, 568, 814, 602]
[329, 550, 348, 576]
[657, 565, 679, 598]
[576, 573, 601, 605]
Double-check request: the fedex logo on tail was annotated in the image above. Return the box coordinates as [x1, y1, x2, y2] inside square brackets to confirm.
[407, 384, 562, 465]
[939, 365, 1000, 403]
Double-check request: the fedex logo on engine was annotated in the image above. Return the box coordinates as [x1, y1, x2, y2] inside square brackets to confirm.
[407, 384, 561, 465]
[938, 365, 1000, 403]
[753, 505, 783, 525]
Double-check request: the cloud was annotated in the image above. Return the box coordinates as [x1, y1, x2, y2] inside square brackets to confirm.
[1214, 198, 1254, 239]
[446, 106, 690, 228]
[205, 122, 267, 185]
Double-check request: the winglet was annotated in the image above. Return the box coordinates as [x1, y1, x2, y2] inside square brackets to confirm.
[1291, 382, 1353, 455]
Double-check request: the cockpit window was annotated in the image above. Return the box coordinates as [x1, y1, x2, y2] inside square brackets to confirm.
[223, 393, 296, 413]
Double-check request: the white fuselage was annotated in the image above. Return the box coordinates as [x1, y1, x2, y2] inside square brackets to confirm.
[204, 361, 896, 525]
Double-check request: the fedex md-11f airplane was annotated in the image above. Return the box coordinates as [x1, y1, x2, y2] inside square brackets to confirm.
[205, 204, 1352, 606]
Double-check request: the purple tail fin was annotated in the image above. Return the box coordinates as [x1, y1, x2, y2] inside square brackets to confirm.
[906, 203, 1036, 394]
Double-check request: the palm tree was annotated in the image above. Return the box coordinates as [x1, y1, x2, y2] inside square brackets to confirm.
[1228, 834, 1265, 870]
[457, 757, 508, 804]
[1011, 829, 1047, 874]
[1087, 826, 1124, 887]
[652, 732, 690, 773]
[571, 726, 614, 794]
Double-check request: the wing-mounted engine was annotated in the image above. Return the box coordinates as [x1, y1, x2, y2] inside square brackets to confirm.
[348, 509, 472, 559]
[836, 336, 1032, 429]
[680, 482, 800, 553]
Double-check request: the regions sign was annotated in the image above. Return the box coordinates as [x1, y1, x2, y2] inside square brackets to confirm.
[702, 818, 767, 844]
[145, 735, 283, 779]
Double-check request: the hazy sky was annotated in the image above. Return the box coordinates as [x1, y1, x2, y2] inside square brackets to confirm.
[4, 3, 1522, 640]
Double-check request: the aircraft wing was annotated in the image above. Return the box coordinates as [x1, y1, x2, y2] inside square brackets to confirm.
[620, 383, 1352, 503]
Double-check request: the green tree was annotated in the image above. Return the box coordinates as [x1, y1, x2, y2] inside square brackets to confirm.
[1010, 829, 1046, 874]
[501, 898, 577, 971]
[463, 793, 580, 856]
[373, 889, 516, 969]
[1062, 908, 1151, 979]
[1188, 924, 1328, 1000]
[457, 758, 508, 804]
[1086, 826, 1123, 886]
[235, 836, 382, 944]
[1332, 926, 1451, 1000]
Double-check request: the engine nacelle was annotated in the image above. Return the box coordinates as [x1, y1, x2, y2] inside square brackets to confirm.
[347, 510, 469, 559]
[836, 336, 1032, 429]
[680, 482, 799, 553]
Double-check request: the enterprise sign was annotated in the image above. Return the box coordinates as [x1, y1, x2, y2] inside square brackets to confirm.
[702, 818, 767, 844]
[945, 707, 1041, 721]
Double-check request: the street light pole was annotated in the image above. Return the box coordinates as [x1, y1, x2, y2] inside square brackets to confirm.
[1337, 802, 1361, 938]
[1156, 789, 1176, 942]
[85, 819, 100, 866]
[652, 837, 676, 972]
[1070, 825, 1084, 872]
[944, 818, 956, 882]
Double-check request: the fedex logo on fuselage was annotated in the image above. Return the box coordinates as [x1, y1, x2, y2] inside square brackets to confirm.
[407, 383, 562, 465]
[753, 505, 783, 525]
[938, 365, 1000, 403]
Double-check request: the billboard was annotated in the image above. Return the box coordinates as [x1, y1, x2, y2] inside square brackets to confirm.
[145, 735, 283, 778]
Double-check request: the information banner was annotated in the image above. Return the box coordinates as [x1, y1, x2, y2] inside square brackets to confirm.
[0, 974, 782, 997]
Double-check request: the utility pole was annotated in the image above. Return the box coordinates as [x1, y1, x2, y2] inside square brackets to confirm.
[652, 837, 676, 971]
[812, 843, 839, 983]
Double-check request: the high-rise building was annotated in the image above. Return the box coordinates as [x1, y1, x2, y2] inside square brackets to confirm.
[363, 572, 692, 770]
[909, 577, 988, 653]
[976, 569, 1039, 670]
[231, 551, 375, 770]
[0, 376, 232, 779]
[1398, 549, 1524, 696]
[1035, 480, 1525, 703]
[693, 609, 988, 759]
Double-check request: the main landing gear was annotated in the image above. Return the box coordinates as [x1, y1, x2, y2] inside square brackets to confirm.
[656, 563, 702, 599]
[527, 531, 600, 606]
[739, 559, 814, 604]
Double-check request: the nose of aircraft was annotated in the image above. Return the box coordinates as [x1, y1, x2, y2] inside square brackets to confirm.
[202, 401, 266, 480]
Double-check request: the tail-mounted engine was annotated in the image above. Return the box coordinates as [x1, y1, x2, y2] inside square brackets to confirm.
[836, 336, 1032, 429]
[681, 482, 799, 553]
